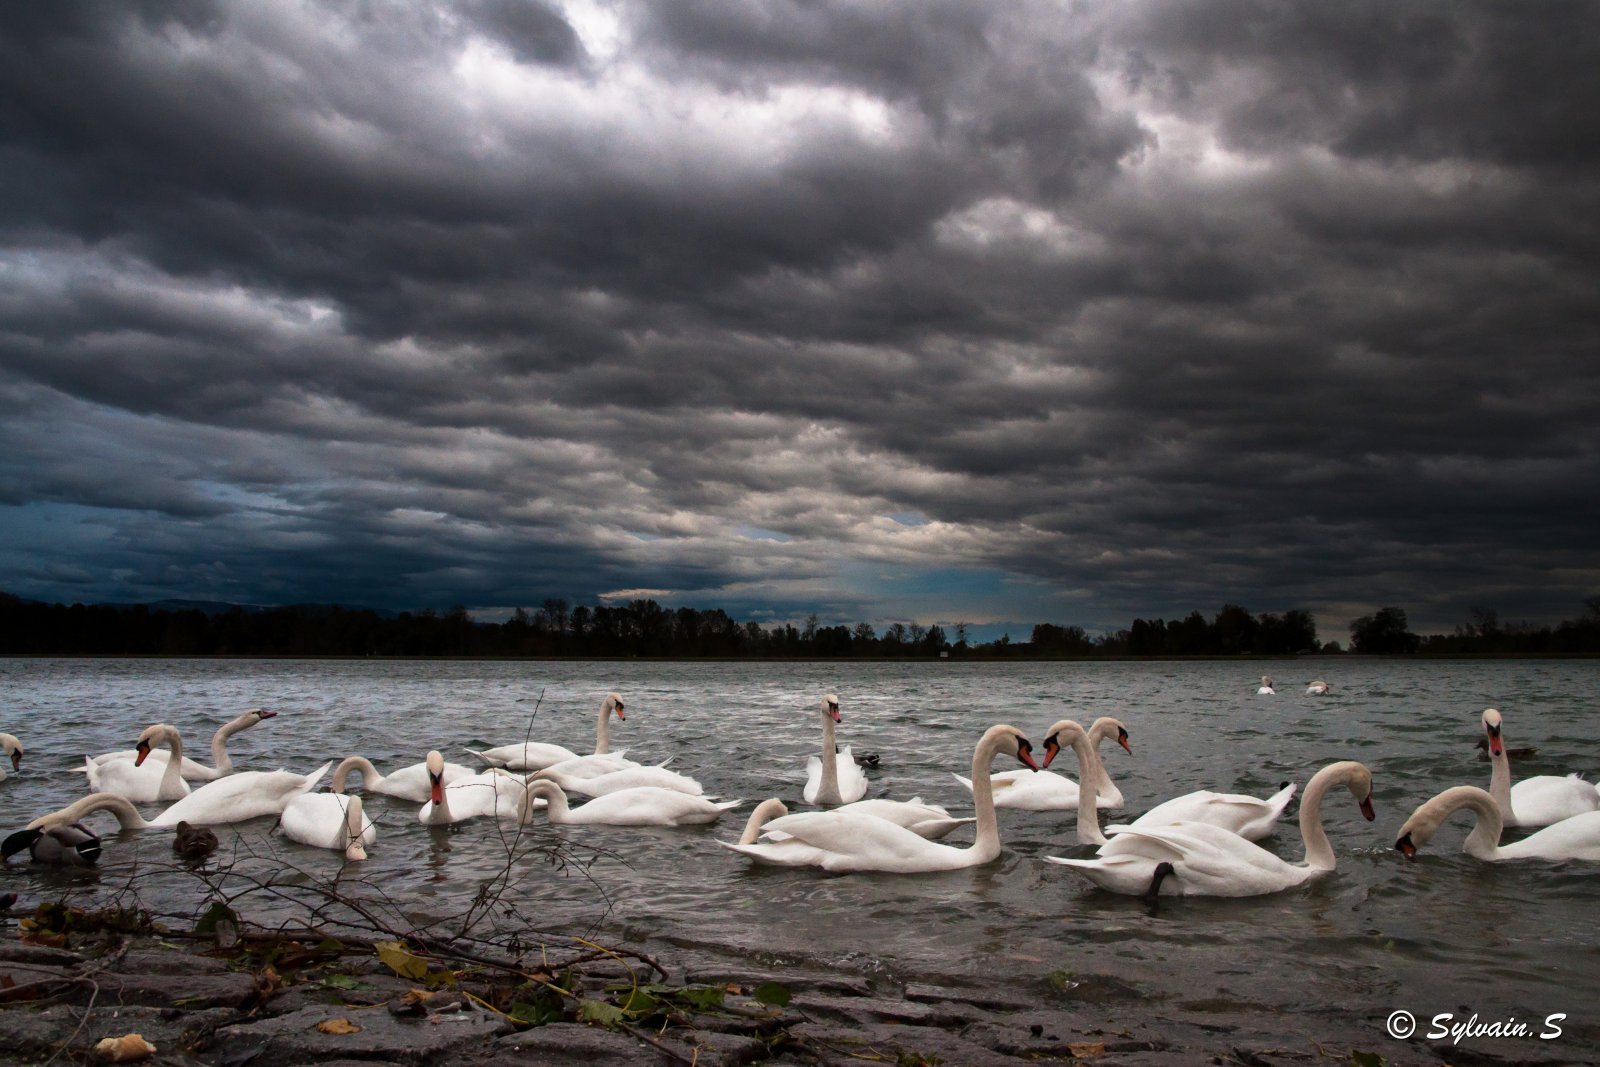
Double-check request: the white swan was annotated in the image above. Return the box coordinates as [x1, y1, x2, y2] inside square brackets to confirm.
[1125, 781, 1298, 842]
[0, 733, 21, 780]
[330, 754, 476, 802]
[804, 694, 869, 805]
[1258, 675, 1276, 696]
[1395, 785, 1600, 862]
[279, 793, 375, 860]
[85, 724, 192, 802]
[720, 723, 1039, 873]
[518, 779, 740, 827]
[958, 716, 1129, 810]
[418, 752, 528, 825]
[1047, 760, 1374, 897]
[538, 752, 642, 779]
[27, 763, 331, 830]
[86, 710, 276, 780]
[532, 764, 703, 798]
[1481, 708, 1599, 827]
[831, 797, 975, 840]
[3, 822, 101, 865]
[1305, 680, 1329, 695]
[467, 693, 626, 771]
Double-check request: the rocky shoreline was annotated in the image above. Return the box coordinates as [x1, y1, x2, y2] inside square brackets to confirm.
[0, 899, 1578, 1067]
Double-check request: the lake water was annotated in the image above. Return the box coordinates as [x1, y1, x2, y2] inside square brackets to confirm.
[3, 657, 1598, 1057]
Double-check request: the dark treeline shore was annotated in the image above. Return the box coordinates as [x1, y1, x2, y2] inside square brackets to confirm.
[5, 592, 1600, 660]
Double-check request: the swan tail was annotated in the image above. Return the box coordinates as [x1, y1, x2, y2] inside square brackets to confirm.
[951, 773, 976, 792]
[714, 799, 745, 811]
[654, 756, 676, 768]
[466, 749, 508, 767]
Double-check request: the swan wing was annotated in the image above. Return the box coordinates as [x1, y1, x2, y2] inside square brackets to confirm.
[83, 755, 191, 803]
[1508, 775, 1600, 827]
[151, 763, 329, 827]
[565, 787, 728, 826]
[1102, 822, 1311, 896]
[280, 794, 377, 849]
[832, 748, 870, 803]
[758, 811, 967, 873]
[1496, 810, 1600, 862]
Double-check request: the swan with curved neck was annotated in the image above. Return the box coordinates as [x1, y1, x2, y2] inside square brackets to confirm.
[466, 693, 626, 771]
[87, 710, 277, 779]
[960, 716, 1129, 810]
[331, 754, 476, 802]
[1258, 675, 1276, 695]
[518, 779, 740, 827]
[85, 724, 192, 802]
[279, 793, 375, 860]
[1, 733, 21, 780]
[25, 762, 331, 831]
[831, 796, 976, 840]
[721, 724, 1039, 873]
[419, 751, 528, 824]
[1481, 708, 1598, 827]
[805, 694, 868, 805]
[1048, 760, 1375, 896]
[1395, 785, 1600, 862]
[1306, 680, 1329, 695]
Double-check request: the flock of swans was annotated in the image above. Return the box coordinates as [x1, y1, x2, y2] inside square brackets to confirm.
[4, 691, 1600, 898]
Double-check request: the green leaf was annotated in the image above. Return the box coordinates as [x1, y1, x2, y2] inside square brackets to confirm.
[671, 985, 726, 1012]
[616, 988, 661, 1017]
[509, 998, 565, 1027]
[1349, 1053, 1387, 1067]
[752, 982, 791, 1007]
[374, 940, 431, 981]
[321, 975, 361, 990]
[578, 999, 627, 1027]
[194, 902, 239, 936]
[1047, 969, 1079, 992]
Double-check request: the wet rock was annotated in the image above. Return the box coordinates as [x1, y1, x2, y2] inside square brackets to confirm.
[210, 1003, 511, 1064]
[0, 942, 85, 966]
[903, 980, 1033, 1013]
[3, 1004, 239, 1060]
[791, 1020, 1024, 1067]
[685, 968, 876, 999]
[490, 1021, 671, 1064]
[787, 991, 979, 1028]
[116, 949, 234, 976]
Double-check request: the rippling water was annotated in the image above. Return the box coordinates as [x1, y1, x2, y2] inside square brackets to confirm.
[4, 657, 1598, 1052]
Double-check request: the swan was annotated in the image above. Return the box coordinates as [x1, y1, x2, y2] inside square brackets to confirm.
[1481, 709, 1599, 827]
[330, 754, 476, 802]
[532, 764, 703, 798]
[418, 753, 528, 825]
[1395, 785, 1600, 862]
[518, 779, 741, 827]
[1124, 781, 1298, 842]
[1258, 675, 1276, 696]
[279, 793, 375, 860]
[86, 710, 276, 779]
[1047, 760, 1374, 897]
[831, 797, 975, 840]
[1306, 680, 1329, 695]
[24, 763, 331, 830]
[538, 752, 643, 779]
[467, 693, 627, 771]
[2, 822, 101, 866]
[720, 723, 1039, 873]
[804, 695, 868, 805]
[1, 733, 22, 780]
[958, 716, 1129, 810]
[84, 724, 192, 802]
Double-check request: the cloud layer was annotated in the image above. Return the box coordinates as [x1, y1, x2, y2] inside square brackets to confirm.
[3, 0, 1598, 635]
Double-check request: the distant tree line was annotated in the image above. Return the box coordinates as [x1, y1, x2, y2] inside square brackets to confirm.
[1, 591, 1597, 658]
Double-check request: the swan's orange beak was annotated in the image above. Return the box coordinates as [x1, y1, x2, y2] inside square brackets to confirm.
[134, 740, 151, 767]
[1041, 735, 1061, 769]
[1015, 740, 1040, 771]
[1395, 833, 1416, 858]
[1117, 728, 1132, 755]
[615, 705, 625, 721]
[430, 776, 444, 806]
[1359, 795, 1376, 821]
[830, 707, 842, 723]
[257, 710, 278, 719]
[1486, 725, 1503, 757]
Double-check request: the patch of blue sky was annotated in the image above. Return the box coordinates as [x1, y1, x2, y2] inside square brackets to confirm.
[735, 524, 793, 542]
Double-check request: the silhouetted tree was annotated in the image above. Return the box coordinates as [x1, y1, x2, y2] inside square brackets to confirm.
[1350, 607, 1420, 654]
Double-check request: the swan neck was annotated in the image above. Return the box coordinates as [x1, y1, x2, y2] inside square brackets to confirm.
[31, 793, 151, 831]
[1297, 762, 1352, 870]
[1487, 747, 1513, 822]
[331, 756, 378, 794]
[740, 798, 786, 844]
[1430, 787, 1504, 858]
[1072, 736, 1106, 845]
[525, 781, 569, 823]
[160, 729, 186, 793]
[595, 701, 611, 755]
[343, 796, 367, 858]
[967, 729, 1007, 863]
[818, 708, 839, 801]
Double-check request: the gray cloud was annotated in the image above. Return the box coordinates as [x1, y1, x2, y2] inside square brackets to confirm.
[1, 0, 1597, 637]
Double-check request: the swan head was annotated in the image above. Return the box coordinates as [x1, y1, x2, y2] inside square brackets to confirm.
[990, 725, 1039, 770]
[1345, 763, 1376, 821]
[133, 724, 176, 766]
[822, 695, 841, 723]
[1094, 717, 1132, 755]
[1481, 708, 1504, 757]
[425, 751, 446, 805]
[606, 692, 626, 721]
[1039, 720, 1086, 770]
[249, 709, 278, 722]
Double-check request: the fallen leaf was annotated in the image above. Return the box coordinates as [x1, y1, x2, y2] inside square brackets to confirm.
[316, 1018, 362, 1035]
[1067, 1042, 1105, 1058]
[374, 940, 431, 981]
[93, 1033, 156, 1062]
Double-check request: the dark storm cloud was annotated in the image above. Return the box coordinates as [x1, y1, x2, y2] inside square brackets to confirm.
[1, 0, 1597, 634]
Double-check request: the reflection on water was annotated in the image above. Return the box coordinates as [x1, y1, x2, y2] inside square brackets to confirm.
[2, 657, 1598, 1048]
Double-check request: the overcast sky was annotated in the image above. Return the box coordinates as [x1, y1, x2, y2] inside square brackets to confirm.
[3, 1, 1598, 641]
